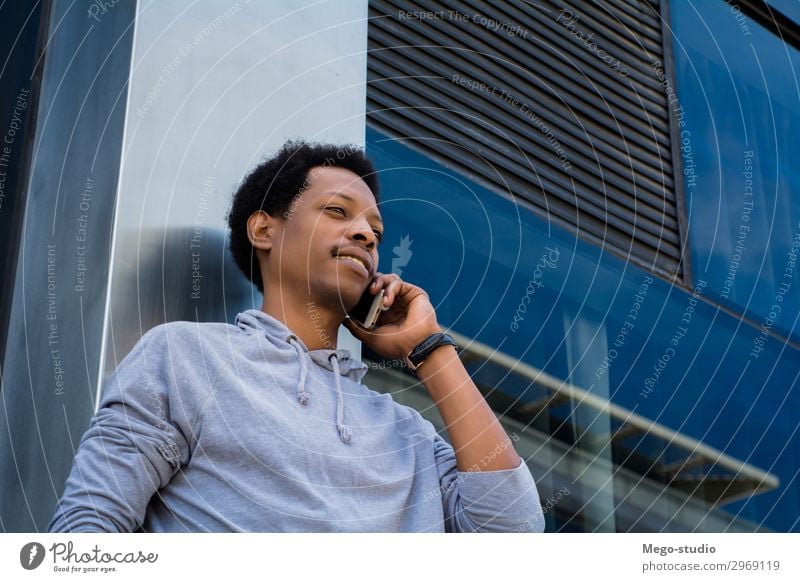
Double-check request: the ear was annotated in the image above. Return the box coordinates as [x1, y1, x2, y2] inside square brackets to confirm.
[247, 210, 278, 252]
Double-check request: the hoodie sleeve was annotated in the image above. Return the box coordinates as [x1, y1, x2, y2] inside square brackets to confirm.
[433, 432, 546, 533]
[47, 324, 194, 532]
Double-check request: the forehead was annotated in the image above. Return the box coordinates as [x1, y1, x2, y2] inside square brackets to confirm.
[305, 166, 381, 220]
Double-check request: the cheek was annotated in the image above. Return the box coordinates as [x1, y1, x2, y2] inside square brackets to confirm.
[300, 231, 335, 271]
[273, 237, 309, 273]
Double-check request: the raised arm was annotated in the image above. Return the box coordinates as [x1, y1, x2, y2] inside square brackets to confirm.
[421, 347, 545, 533]
[343, 273, 546, 532]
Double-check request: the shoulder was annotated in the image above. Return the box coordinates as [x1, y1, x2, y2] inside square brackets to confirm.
[138, 319, 242, 351]
[105, 319, 240, 399]
[115, 319, 245, 375]
[144, 319, 238, 338]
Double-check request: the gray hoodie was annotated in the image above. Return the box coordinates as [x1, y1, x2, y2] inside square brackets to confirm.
[48, 309, 545, 532]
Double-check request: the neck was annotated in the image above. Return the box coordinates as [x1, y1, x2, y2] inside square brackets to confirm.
[260, 286, 343, 352]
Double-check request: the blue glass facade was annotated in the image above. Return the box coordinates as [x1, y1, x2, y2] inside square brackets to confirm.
[367, 78, 800, 531]
[671, 0, 800, 340]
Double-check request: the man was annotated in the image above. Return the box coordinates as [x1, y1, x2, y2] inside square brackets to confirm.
[48, 140, 545, 533]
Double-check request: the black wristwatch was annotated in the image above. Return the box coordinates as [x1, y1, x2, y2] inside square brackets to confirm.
[404, 332, 459, 375]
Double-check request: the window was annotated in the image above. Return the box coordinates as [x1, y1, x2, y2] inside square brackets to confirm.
[367, 0, 689, 283]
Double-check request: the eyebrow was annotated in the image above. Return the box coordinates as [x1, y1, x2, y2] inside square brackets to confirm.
[326, 192, 383, 226]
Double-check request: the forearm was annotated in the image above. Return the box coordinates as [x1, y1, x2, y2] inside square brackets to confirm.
[416, 344, 521, 472]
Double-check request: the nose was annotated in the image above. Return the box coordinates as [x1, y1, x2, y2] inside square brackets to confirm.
[347, 222, 378, 249]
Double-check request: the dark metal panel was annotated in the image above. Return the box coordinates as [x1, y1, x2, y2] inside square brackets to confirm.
[455, 0, 670, 108]
[381, 0, 674, 138]
[368, 80, 682, 252]
[368, 55, 679, 219]
[483, 0, 670, 99]
[370, 29, 671, 201]
[659, 0, 693, 285]
[367, 20, 677, 190]
[0, 1, 48, 372]
[367, 0, 685, 278]
[0, 0, 136, 532]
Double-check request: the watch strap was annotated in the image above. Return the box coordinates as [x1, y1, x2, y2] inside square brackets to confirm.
[405, 332, 459, 375]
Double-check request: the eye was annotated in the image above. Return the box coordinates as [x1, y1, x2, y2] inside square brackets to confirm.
[327, 206, 383, 242]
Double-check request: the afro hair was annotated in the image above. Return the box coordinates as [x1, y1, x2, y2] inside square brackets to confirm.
[226, 140, 380, 293]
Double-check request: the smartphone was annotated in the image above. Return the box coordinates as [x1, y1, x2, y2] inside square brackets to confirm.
[348, 284, 385, 329]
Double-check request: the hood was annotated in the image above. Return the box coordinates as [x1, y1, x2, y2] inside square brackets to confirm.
[234, 309, 369, 445]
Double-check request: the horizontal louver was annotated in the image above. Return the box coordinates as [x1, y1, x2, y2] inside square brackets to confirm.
[367, 0, 686, 281]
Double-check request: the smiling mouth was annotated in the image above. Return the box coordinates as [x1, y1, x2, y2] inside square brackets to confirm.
[335, 255, 369, 276]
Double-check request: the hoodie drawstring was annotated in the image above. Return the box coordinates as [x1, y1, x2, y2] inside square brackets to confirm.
[289, 337, 311, 406]
[329, 353, 353, 445]
[287, 336, 352, 445]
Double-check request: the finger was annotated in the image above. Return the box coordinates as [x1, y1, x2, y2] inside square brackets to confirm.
[384, 278, 404, 307]
[374, 273, 400, 294]
[372, 275, 395, 297]
[392, 281, 429, 312]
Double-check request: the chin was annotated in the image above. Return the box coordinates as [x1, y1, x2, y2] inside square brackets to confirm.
[312, 279, 363, 313]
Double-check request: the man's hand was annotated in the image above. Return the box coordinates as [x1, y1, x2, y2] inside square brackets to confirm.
[342, 272, 442, 360]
